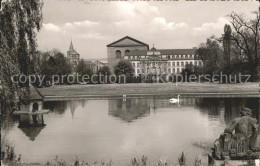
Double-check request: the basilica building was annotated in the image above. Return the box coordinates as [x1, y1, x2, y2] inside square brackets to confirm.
[67, 40, 80, 70]
[107, 36, 203, 76]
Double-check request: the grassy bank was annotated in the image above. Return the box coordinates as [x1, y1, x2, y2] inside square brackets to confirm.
[38, 83, 259, 99]
[2, 153, 203, 166]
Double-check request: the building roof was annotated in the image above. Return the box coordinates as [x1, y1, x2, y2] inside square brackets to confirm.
[83, 60, 107, 66]
[68, 40, 79, 55]
[128, 48, 197, 56]
[150, 44, 157, 51]
[69, 41, 74, 51]
[107, 36, 149, 49]
[20, 86, 43, 101]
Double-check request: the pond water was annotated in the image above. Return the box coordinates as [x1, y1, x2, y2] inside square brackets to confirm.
[1, 97, 259, 165]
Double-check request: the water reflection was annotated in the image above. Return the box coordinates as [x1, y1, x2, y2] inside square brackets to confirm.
[1, 97, 259, 165]
[19, 126, 45, 141]
[109, 98, 151, 122]
[195, 98, 259, 125]
[108, 97, 200, 122]
[43, 100, 88, 118]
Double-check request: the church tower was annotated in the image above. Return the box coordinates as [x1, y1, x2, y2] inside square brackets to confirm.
[67, 40, 80, 70]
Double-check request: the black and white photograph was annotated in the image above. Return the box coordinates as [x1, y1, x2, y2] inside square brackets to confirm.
[1, 0, 260, 165]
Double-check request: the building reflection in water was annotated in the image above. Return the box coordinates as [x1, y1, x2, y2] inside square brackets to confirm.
[108, 97, 259, 125]
[108, 98, 151, 122]
[2, 97, 259, 142]
[108, 97, 200, 122]
[13, 101, 46, 141]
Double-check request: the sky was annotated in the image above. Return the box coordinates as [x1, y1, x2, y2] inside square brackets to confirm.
[37, 0, 259, 60]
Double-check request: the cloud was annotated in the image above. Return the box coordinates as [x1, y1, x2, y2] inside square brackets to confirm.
[153, 17, 188, 30]
[64, 20, 100, 30]
[38, 1, 254, 59]
[38, 2, 192, 58]
[43, 23, 61, 32]
[42, 20, 102, 40]
[193, 17, 229, 35]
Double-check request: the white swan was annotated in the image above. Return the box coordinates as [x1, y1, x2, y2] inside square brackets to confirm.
[123, 95, 127, 102]
[169, 95, 180, 104]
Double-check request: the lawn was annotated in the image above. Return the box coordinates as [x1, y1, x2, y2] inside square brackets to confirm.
[38, 82, 259, 99]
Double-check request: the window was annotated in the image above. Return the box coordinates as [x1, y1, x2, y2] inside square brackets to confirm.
[168, 68, 171, 73]
[177, 68, 180, 73]
[177, 62, 180, 66]
[181, 62, 184, 67]
[116, 50, 122, 59]
[132, 63, 136, 67]
[125, 50, 130, 56]
[172, 62, 175, 67]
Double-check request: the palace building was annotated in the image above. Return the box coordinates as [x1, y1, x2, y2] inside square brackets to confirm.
[107, 36, 203, 76]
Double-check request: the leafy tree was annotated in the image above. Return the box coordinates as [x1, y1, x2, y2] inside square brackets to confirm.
[196, 36, 224, 78]
[97, 66, 111, 75]
[53, 51, 71, 76]
[0, 0, 43, 104]
[76, 59, 93, 76]
[181, 64, 195, 82]
[39, 50, 71, 85]
[218, 24, 245, 77]
[96, 66, 111, 84]
[114, 60, 134, 76]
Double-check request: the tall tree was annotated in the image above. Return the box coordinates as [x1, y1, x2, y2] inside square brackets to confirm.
[39, 50, 72, 83]
[76, 59, 93, 76]
[228, 8, 260, 81]
[196, 36, 224, 78]
[97, 66, 111, 75]
[114, 60, 134, 76]
[0, 0, 43, 104]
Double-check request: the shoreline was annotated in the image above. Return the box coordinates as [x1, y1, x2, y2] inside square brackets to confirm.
[38, 82, 260, 100]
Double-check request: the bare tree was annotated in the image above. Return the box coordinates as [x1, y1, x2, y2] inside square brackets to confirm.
[228, 7, 260, 80]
